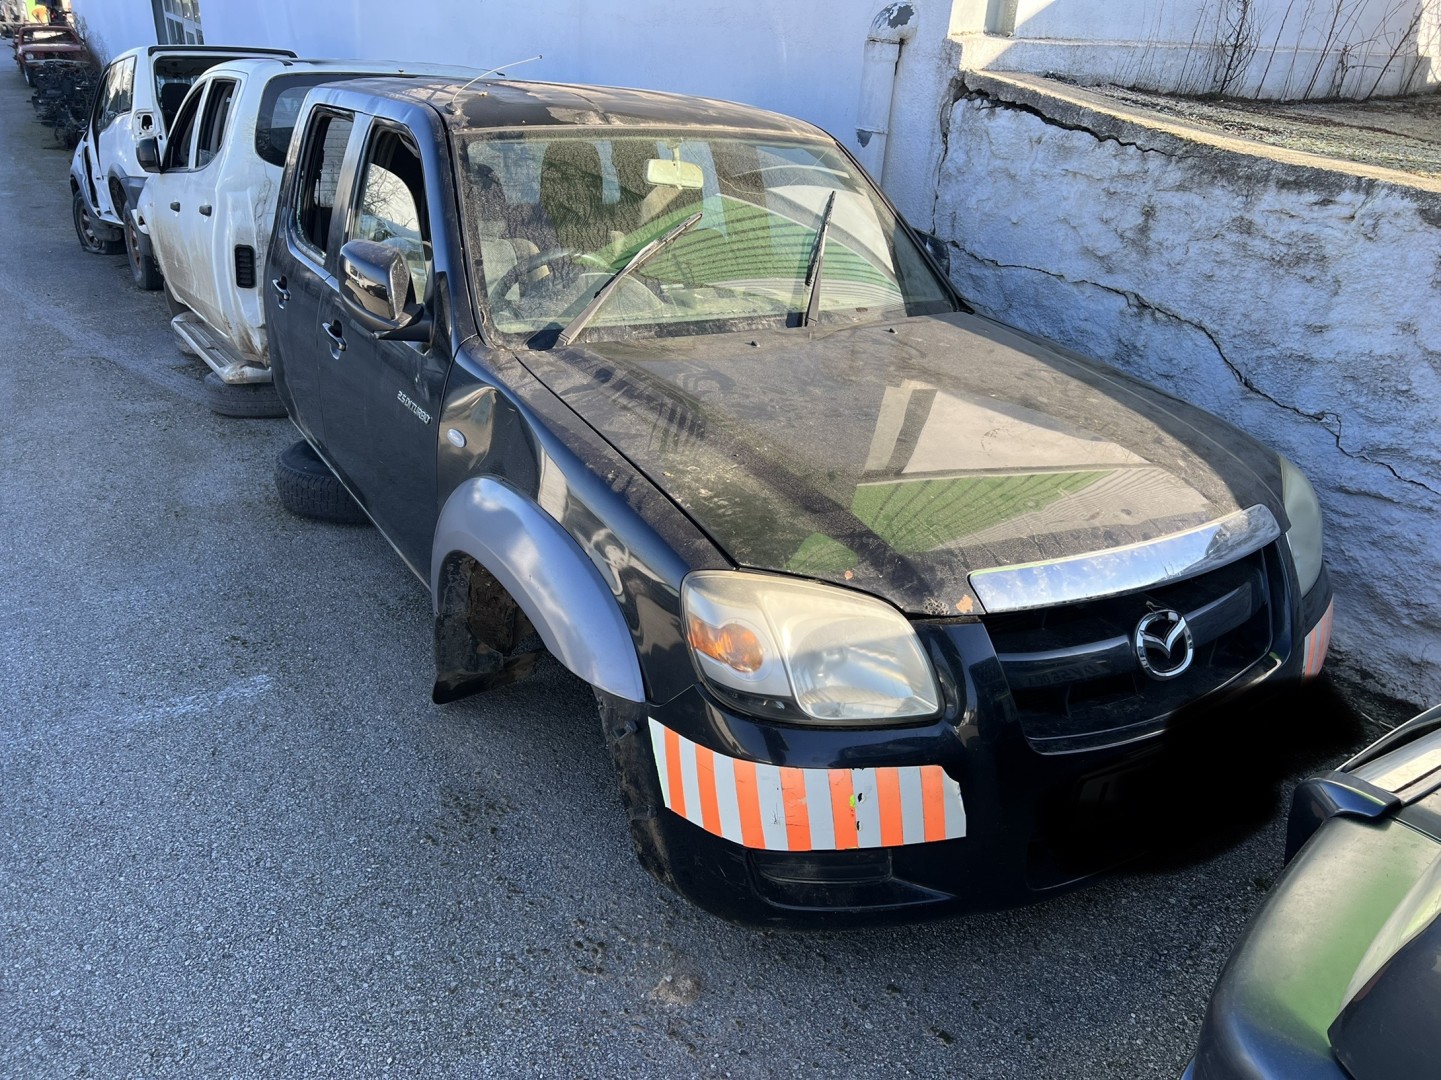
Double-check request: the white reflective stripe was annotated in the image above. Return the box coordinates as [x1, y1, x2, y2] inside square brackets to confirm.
[712, 751, 743, 845]
[753, 762, 789, 851]
[942, 773, 967, 839]
[899, 766, 927, 845]
[803, 767, 836, 851]
[648, 718, 672, 809]
[850, 768, 883, 848]
[678, 734, 704, 828]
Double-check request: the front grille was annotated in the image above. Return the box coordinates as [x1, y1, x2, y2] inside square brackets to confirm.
[234, 245, 256, 289]
[987, 546, 1281, 753]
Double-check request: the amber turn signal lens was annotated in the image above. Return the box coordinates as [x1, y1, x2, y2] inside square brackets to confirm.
[686, 616, 765, 674]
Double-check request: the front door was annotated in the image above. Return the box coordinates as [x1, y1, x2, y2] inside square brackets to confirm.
[317, 122, 446, 574]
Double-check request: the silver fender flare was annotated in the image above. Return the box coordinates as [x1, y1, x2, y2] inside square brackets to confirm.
[431, 477, 645, 703]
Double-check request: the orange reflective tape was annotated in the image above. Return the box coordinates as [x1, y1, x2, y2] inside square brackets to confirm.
[921, 766, 948, 843]
[780, 767, 812, 851]
[828, 768, 859, 850]
[694, 745, 721, 836]
[663, 725, 686, 819]
[876, 767, 905, 848]
[732, 758, 766, 849]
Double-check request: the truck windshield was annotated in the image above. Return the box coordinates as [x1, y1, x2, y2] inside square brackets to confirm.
[458, 131, 955, 346]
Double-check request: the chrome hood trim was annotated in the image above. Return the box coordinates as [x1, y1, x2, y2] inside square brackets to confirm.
[968, 504, 1281, 614]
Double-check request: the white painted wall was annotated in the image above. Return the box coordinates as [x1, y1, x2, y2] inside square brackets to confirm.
[933, 74, 1441, 706]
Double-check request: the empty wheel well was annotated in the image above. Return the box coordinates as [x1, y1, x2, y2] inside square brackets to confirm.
[432, 552, 545, 702]
[108, 177, 126, 212]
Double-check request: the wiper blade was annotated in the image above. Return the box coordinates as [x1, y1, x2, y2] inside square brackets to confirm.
[800, 190, 836, 328]
[555, 211, 704, 347]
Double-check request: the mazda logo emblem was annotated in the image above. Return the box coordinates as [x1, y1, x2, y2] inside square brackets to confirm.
[1134, 609, 1194, 680]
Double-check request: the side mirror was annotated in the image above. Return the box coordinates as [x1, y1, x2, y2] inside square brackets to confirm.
[339, 239, 430, 340]
[135, 136, 160, 173]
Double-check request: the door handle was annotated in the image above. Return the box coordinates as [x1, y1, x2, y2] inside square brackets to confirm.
[322, 319, 347, 354]
[198, 204, 212, 216]
[169, 201, 180, 212]
[271, 276, 289, 305]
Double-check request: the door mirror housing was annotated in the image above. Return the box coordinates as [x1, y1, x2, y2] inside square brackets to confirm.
[135, 136, 161, 173]
[340, 239, 430, 341]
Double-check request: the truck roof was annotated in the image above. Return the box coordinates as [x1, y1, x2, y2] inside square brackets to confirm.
[197, 56, 484, 83]
[328, 77, 826, 140]
[142, 44, 296, 59]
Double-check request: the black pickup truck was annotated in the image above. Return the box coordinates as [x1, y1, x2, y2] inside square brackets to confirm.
[264, 76, 1334, 924]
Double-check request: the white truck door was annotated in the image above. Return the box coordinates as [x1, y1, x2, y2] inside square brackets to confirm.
[144, 81, 207, 307]
[179, 76, 241, 335]
[89, 56, 134, 220]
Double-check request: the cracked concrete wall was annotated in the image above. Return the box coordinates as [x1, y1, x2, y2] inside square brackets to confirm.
[932, 73, 1441, 707]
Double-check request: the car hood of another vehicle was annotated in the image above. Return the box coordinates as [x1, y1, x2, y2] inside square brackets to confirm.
[21, 41, 83, 55]
[518, 311, 1285, 616]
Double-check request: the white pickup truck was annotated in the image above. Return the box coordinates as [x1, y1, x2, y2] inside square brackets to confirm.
[132, 56, 476, 416]
[69, 44, 294, 261]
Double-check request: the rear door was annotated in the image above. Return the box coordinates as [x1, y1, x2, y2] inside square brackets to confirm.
[268, 105, 358, 444]
[146, 81, 205, 303]
[317, 119, 446, 571]
[179, 75, 240, 332]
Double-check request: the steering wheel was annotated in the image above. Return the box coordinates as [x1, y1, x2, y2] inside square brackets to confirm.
[486, 247, 614, 312]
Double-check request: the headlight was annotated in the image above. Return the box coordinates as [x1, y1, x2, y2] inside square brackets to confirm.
[1279, 454, 1324, 594]
[681, 571, 940, 725]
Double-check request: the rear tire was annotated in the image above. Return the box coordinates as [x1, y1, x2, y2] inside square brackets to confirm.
[72, 191, 122, 255]
[274, 440, 370, 525]
[203, 372, 287, 420]
[123, 203, 163, 291]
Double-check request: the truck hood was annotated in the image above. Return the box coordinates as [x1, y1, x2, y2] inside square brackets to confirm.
[519, 311, 1284, 616]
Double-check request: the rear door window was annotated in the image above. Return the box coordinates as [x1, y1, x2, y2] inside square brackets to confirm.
[161, 83, 204, 170]
[194, 78, 238, 168]
[93, 56, 135, 134]
[293, 110, 356, 260]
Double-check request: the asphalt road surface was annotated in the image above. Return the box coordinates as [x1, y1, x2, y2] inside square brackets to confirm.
[0, 73, 1409, 1079]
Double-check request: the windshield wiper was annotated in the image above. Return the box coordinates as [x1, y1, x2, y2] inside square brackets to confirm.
[555, 211, 704, 347]
[800, 190, 836, 328]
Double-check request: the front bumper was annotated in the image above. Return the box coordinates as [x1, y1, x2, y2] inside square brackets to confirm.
[628, 564, 1333, 925]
